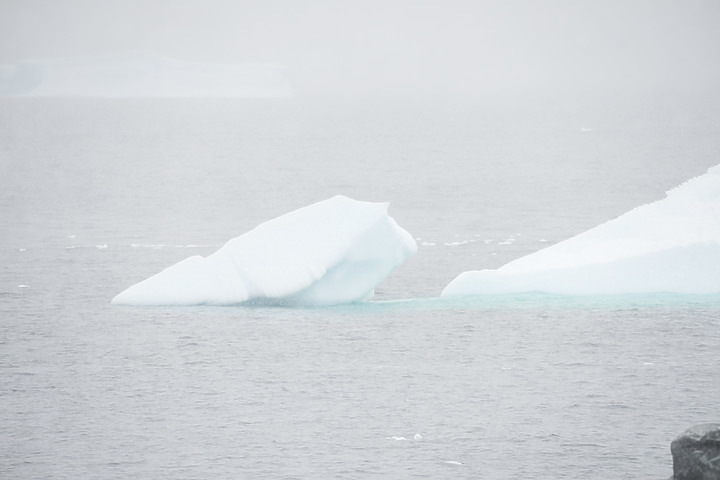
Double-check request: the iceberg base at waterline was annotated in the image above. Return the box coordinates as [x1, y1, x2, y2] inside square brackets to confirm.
[442, 165, 720, 297]
[112, 196, 417, 306]
[442, 243, 720, 296]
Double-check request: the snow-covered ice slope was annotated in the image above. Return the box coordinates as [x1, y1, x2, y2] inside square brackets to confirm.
[112, 196, 417, 306]
[442, 164, 720, 296]
[0, 51, 292, 97]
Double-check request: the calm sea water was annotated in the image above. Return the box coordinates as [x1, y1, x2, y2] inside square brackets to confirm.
[1, 93, 719, 479]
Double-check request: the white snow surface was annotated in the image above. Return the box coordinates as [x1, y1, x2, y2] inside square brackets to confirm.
[0, 51, 292, 97]
[442, 164, 720, 296]
[112, 196, 417, 306]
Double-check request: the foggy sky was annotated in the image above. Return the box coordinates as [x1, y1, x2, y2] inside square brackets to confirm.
[1, 0, 719, 97]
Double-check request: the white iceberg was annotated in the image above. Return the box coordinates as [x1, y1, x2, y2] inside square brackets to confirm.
[0, 51, 292, 97]
[442, 164, 720, 296]
[112, 196, 417, 306]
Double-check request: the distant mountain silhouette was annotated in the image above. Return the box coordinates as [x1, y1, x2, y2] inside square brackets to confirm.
[0, 51, 293, 97]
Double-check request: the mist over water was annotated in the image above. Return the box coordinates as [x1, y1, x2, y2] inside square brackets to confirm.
[2, 2, 720, 479]
[1, 0, 720, 98]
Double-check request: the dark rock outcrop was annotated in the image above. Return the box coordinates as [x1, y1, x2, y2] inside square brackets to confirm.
[671, 424, 720, 480]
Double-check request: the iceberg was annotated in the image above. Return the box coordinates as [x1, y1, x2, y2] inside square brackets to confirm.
[442, 165, 720, 297]
[0, 51, 292, 97]
[112, 196, 417, 306]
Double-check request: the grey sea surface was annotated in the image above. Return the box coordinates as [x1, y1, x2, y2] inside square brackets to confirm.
[1, 94, 719, 479]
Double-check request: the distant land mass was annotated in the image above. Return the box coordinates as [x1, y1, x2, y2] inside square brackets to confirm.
[0, 51, 293, 98]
